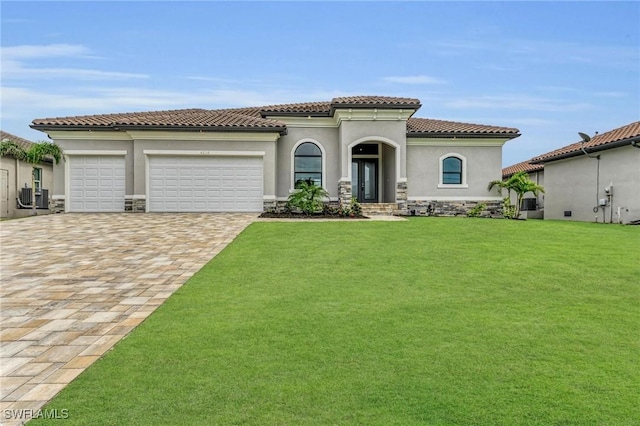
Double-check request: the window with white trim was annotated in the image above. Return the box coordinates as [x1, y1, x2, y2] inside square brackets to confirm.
[33, 167, 42, 193]
[294, 142, 322, 187]
[442, 157, 462, 184]
[438, 153, 467, 188]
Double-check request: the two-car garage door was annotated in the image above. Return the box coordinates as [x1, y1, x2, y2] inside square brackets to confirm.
[68, 155, 263, 213]
[148, 156, 263, 212]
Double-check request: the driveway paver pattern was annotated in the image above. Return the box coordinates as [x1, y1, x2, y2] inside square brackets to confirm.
[0, 213, 256, 425]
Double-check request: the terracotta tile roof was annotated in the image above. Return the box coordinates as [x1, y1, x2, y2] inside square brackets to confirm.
[256, 96, 421, 116]
[31, 108, 287, 134]
[532, 121, 640, 163]
[502, 160, 544, 178]
[407, 117, 520, 138]
[1, 130, 36, 150]
[31, 96, 520, 139]
[331, 96, 421, 109]
[258, 101, 332, 116]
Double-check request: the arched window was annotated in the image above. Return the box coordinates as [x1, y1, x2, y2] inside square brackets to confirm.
[294, 142, 322, 187]
[442, 156, 463, 184]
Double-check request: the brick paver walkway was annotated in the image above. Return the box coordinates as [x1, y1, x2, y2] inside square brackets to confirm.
[0, 213, 255, 425]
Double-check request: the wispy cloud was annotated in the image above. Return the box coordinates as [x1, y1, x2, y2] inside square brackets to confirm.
[1, 43, 147, 81]
[429, 39, 639, 69]
[444, 94, 593, 113]
[382, 75, 446, 85]
[1, 43, 93, 59]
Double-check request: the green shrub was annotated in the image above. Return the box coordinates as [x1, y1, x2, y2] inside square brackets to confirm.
[467, 202, 486, 218]
[285, 180, 329, 215]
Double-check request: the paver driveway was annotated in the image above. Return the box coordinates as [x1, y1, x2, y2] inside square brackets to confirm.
[0, 213, 256, 424]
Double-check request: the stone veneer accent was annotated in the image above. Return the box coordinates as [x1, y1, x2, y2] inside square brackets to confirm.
[405, 200, 502, 217]
[124, 197, 146, 213]
[396, 181, 407, 209]
[50, 197, 65, 214]
[338, 179, 352, 205]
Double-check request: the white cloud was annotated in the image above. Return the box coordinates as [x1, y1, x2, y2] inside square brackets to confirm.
[383, 75, 446, 85]
[1, 43, 147, 81]
[1, 43, 92, 59]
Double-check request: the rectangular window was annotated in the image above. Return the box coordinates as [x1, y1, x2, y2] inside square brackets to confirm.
[33, 168, 42, 193]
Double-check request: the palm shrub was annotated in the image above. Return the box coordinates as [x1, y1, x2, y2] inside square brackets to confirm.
[488, 171, 544, 219]
[286, 180, 329, 215]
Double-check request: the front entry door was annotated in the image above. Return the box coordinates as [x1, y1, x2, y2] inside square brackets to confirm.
[351, 159, 378, 203]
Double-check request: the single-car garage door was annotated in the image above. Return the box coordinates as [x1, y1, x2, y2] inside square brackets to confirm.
[69, 156, 125, 212]
[148, 156, 263, 212]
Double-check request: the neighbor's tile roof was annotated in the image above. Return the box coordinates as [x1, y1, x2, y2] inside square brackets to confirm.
[1, 130, 36, 150]
[532, 121, 640, 163]
[502, 160, 544, 178]
[407, 118, 520, 137]
[31, 108, 288, 133]
[31, 95, 519, 138]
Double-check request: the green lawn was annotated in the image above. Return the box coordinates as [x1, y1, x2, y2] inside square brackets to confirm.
[33, 219, 639, 425]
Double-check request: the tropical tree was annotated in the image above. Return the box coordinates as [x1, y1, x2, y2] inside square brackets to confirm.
[488, 171, 544, 219]
[0, 139, 63, 215]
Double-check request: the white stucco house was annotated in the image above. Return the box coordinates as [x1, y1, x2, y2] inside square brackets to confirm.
[503, 121, 639, 224]
[30, 96, 521, 215]
[0, 131, 54, 219]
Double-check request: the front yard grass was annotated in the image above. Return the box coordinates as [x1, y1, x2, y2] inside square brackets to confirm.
[33, 218, 639, 425]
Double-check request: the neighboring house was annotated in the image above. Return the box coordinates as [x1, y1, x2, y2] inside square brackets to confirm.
[30, 96, 520, 215]
[501, 160, 545, 219]
[0, 131, 54, 219]
[529, 121, 640, 224]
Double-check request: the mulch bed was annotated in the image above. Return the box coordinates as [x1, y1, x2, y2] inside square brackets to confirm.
[259, 212, 368, 219]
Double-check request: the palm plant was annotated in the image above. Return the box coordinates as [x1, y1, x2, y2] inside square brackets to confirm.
[0, 139, 63, 215]
[488, 171, 544, 219]
[286, 180, 329, 215]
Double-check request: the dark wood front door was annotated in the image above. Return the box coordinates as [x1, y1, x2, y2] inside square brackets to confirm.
[351, 159, 378, 203]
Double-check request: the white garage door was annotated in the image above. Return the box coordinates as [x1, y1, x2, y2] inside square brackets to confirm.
[69, 156, 125, 212]
[148, 156, 263, 212]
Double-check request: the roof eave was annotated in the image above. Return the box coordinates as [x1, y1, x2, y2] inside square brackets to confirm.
[532, 136, 640, 164]
[331, 103, 421, 115]
[31, 124, 288, 136]
[407, 131, 520, 139]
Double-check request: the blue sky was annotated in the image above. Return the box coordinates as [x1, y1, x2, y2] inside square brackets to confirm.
[1, 1, 638, 167]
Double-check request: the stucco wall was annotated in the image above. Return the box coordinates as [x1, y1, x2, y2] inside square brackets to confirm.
[338, 120, 407, 179]
[0, 156, 53, 218]
[406, 144, 503, 200]
[544, 145, 640, 223]
[275, 126, 339, 199]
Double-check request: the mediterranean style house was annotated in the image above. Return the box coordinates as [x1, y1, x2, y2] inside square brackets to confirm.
[30, 96, 521, 215]
[0, 131, 54, 219]
[530, 120, 640, 224]
[502, 120, 640, 224]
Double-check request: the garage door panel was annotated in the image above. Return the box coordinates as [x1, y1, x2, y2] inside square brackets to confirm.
[149, 156, 263, 212]
[69, 156, 125, 212]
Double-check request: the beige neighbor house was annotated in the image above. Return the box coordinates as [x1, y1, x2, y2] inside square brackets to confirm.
[501, 160, 545, 219]
[0, 131, 54, 219]
[527, 121, 639, 224]
[30, 96, 521, 215]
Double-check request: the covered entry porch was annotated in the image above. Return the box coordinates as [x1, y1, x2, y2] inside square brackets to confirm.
[338, 139, 407, 210]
